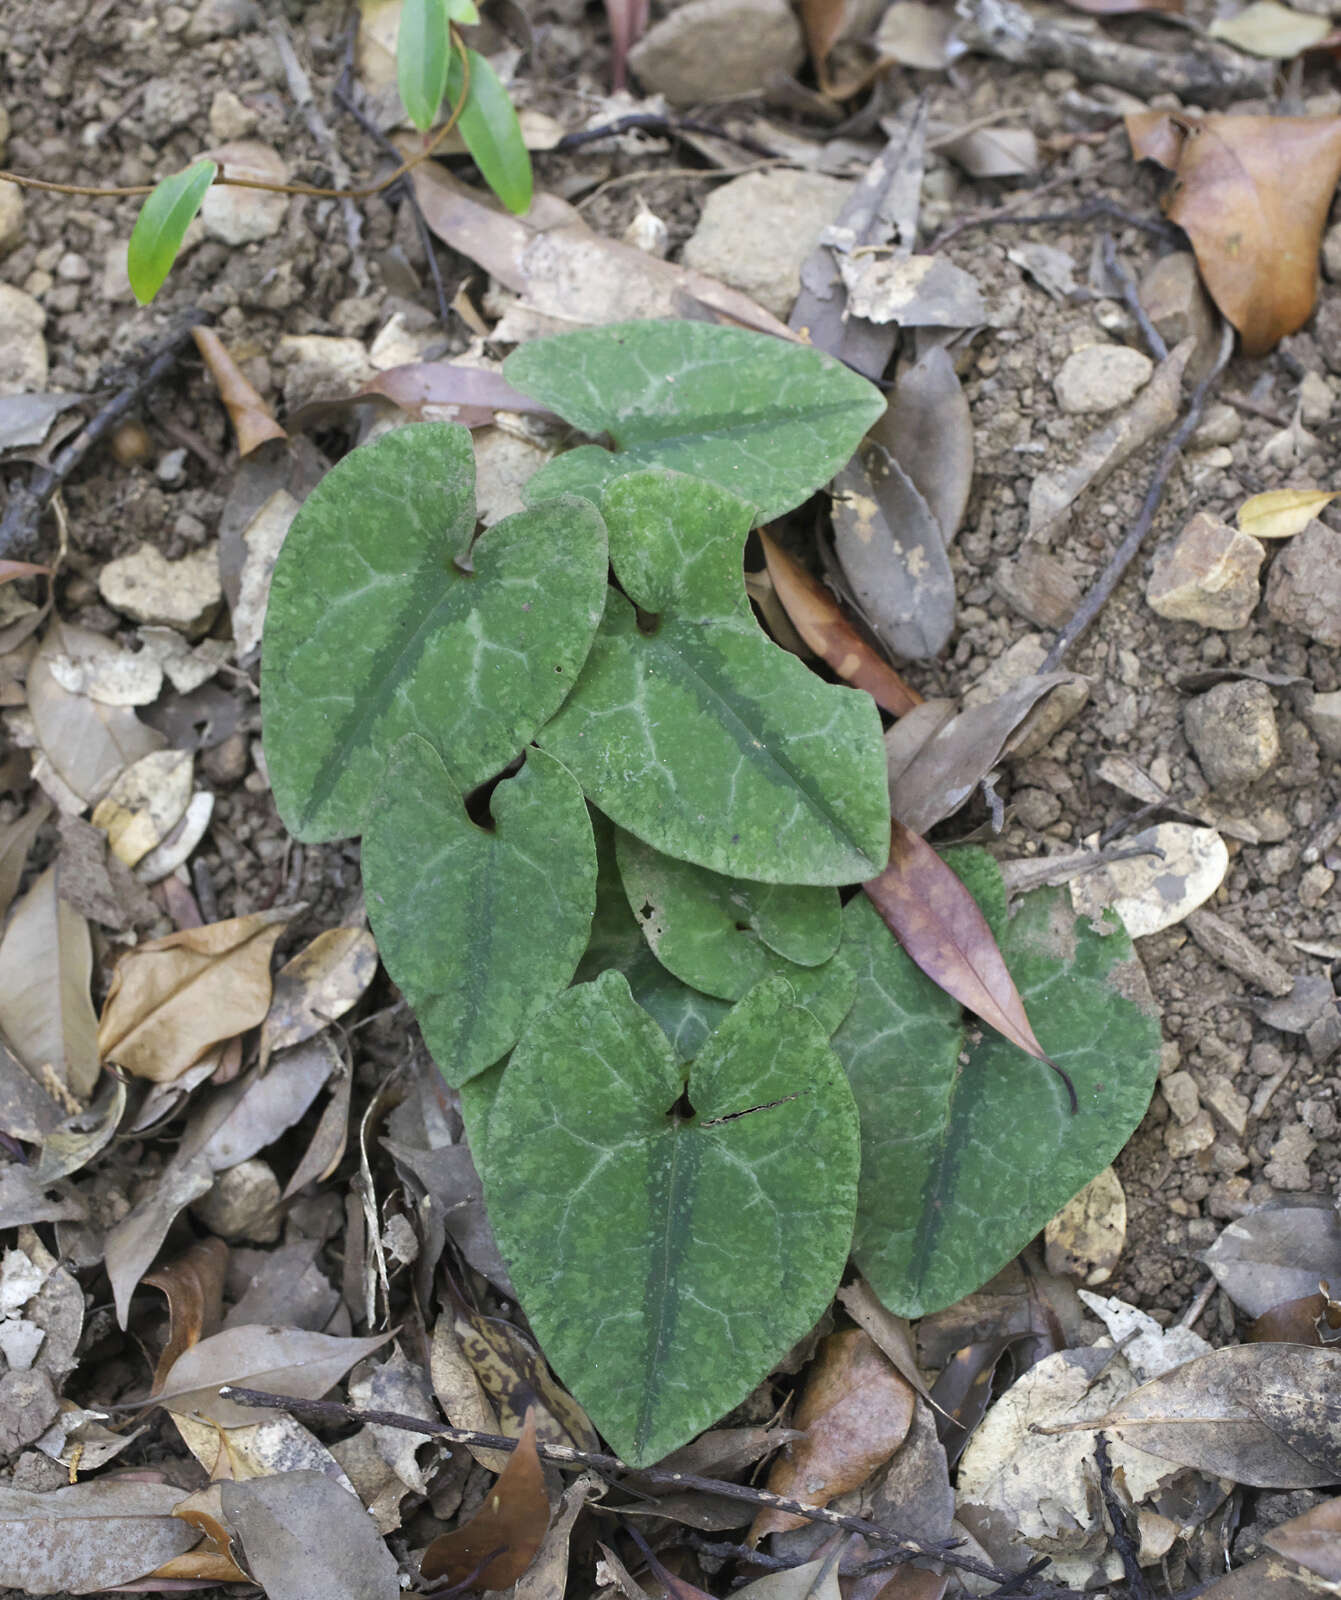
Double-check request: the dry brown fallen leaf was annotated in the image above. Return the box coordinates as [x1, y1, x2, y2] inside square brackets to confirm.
[1248, 1286, 1341, 1347]
[455, 1303, 601, 1453]
[420, 1408, 550, 1590]
[1126, 111, 1341, 355]
[750, 1328, 916, 1543]
[864, 821, 1076, 1108]
[1045, 1343, 1341, 1487]
[758, 532, 921, 716]
[192, 325, 286, 456]
[258, 925, 379, 1066]
[0, 798, 49, 922]
[97, 905, 298, 1082]
[157, 1485, 251, 1586]
[0, 1480, 199, 1593]
[145, 1236, 229, 1393]
[1264, 1492, 1341, 1584]
[1238, 487, 1338, 539]
[0, 862, 99, 1105]
[90, 748, 194, 868]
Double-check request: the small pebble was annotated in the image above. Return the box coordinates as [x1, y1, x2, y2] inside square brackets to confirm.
[1052, 343, 1153, 415]
[1184, 679, 1279, 788]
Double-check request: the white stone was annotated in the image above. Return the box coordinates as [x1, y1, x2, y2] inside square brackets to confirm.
[0, 181, 24, 256]
[1053, 344, 1154, 415]
[191, 1158, 281, 1242]
[0, 286, 47, 395]
[1146, 512, 1265, 631]
[200, 141, 288, 246]
[98, 543, 222, 638]
[275, 335, 373, 412]
[208, 88, 257, 142]
[681, 169, 852, 318]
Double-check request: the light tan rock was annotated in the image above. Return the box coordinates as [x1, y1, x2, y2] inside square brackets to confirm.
[207, 88, 257, 142]
[1265, 520, 1341, 647]
[1304, 689, 1341, 758]
[681, 169, 852, 318]
[1053, 343, 1153, 414]
[1161, 1070, 1201, 1126]
[200, 141, 287, 246]
[1202, 1075, 1250, 1139]
[0, 181, 23, 256]
[1164, 1108, 1215, 1158]
[1184, 679, 1279, 788]
[1139, 251, 1216, 369]
[1146, 512, 1264, 630]
[191, 1158, 281, 1242]
[0, 286, 47, 394]
[629, 0, 805, 104]
[275, 334, 373, 412]
[98, 543, 222, 639]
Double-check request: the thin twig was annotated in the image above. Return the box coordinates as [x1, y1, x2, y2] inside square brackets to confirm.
[0, 311, 210, 560]
[1040, 318, 1235, 674]
[1094, 1433, 1151, 1599]
[213, 1385, 1074, 1593]
[1102, 233, 1167, 362]
[928, 157, 1131, 252]
[553, 113, 778, 160]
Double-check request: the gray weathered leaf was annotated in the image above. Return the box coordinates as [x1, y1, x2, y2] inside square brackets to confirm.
[158, 1325, 390, 1425]
[222, 1470, 400, 1600]
[879, 343, 973, 545]
[0, 1479, 197, 1594]
[1203, 1199, 1341, 1318]
[0, 863, 99, 1102]
[831, 443, 954, 661]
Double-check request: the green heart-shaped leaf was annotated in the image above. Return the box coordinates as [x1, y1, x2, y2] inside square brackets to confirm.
[615, 827, 841, 1001]
[831, 850, 1161, 1318]
[262, 423, 608, 842]
[479, 972, 861, 1465]
[537, 470, 889, 885]
[363, 738, 595, 1085]
[504, 320, 886, 521]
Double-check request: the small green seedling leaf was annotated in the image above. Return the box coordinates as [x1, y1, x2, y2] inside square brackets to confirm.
[262, 422, 608, 842]
[615, 827, 841, 1000]
[127, 160, 216, 305]
[446, 0, 479, 23]
[479, 972, 861, 1466]
[831, 850, 1162, 1318]
[447, 48, 533, 214]
[537, 470, 890, 885]
[398, 0, 451, 132]
[362, 739, 596, 1085]
[504, 320, 887, 521]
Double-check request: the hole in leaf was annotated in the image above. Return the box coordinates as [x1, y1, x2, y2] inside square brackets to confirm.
[667, 1085, 696, 1123]
[734, 922, 751, 933]
[635, 606, 661, 636]
[462, 754, 524, 833]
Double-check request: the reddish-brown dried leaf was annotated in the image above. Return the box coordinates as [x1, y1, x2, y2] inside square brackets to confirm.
[455, 1305, 601, 1452]
[604, 0, 649, 89]
[759, 532, 921, 717]
[863, 822, 1074, 1109]
[801, 0, 850, 76]
[145, 1236, 229, 1393]
[157, 1485, 251, 1585]
[420, 1408, 550, 1589]
[1248, 1287, 1341, 1347]
[749, 1329, 916, 1542]
[1125, 112, 1341, 355]
[0, 561, 50, 585]
[192, 326, 286, 456]
[362, 361, 558, 426]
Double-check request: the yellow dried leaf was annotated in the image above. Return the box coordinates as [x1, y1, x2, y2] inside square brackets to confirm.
[258, 926, 378, 1066]
[91, 750, 194, 868]
[1238, 488, 1338, 540]
[98, 906, 298, 1082]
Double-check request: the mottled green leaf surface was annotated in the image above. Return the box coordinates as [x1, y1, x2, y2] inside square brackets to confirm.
[615, 827, 841, 1001]
[537, 472, 889, 885]
[362, 739, 595, 1085]
[262, 423, 607, 841]
[504, 320, 886, 521]
[479, 972, 860, 1465]
[831, 851, 1161, 1319]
